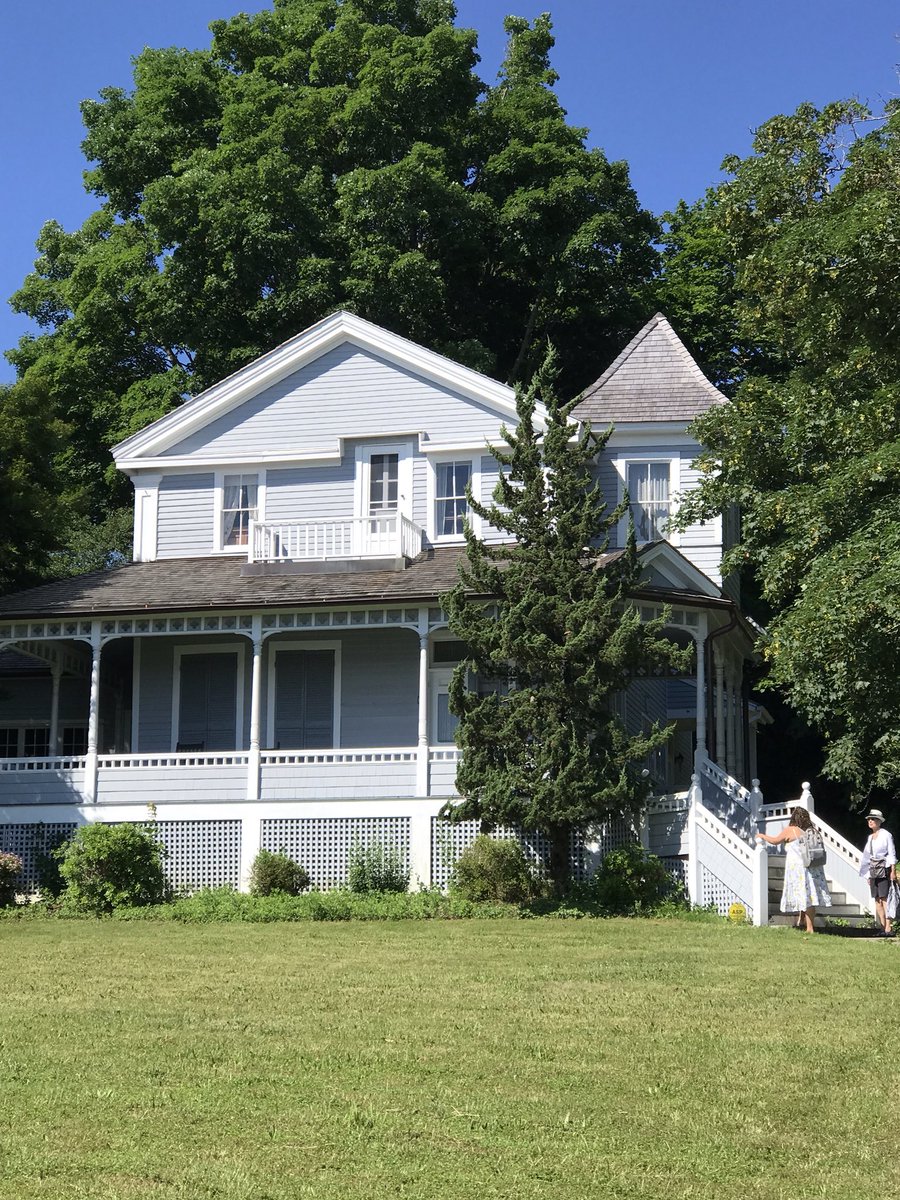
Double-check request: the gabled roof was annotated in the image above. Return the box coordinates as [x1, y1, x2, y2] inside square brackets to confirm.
[113, 311, 531, 468]
[572, 312, 726, 425]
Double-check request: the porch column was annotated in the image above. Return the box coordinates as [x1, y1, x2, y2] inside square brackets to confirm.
[84, 624, 102, 803]
[416, 609, 429, 797]
[246, 617, 263, 802]
[714, 655, 726, 768]
[726, 663, 738, 779]
[49, 662, 62, 755]
[694, 613, 708, 765]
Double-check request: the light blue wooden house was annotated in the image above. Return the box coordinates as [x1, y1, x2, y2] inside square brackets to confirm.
[0, 312, 873, 921]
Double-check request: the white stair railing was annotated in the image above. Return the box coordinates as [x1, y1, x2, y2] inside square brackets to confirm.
[760, 788, 872, 916]
[687, 772, 768, 925]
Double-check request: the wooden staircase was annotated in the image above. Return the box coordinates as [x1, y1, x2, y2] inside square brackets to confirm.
[766, 854, 872, 928]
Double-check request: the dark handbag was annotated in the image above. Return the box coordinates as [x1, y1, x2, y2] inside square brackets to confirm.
[869, 857, 889, 881]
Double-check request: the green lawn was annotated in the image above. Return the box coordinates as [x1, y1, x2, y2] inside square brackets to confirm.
[0, 919, 892, 1199]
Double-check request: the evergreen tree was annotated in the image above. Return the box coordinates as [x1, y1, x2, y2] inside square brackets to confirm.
[441, 353, 688, 892]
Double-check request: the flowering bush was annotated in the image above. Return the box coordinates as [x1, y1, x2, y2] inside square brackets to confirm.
[0, 851, 23, 907]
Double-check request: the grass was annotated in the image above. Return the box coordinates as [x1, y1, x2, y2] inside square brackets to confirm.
[0, 918, 893, 1199]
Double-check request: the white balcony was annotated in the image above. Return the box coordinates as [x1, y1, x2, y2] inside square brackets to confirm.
[248, 513, 424, 564]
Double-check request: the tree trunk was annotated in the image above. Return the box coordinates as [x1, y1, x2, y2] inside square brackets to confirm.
[547, 822, 572, 897]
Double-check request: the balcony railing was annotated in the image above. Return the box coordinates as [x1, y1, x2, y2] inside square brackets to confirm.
[249, 513, 424, 564]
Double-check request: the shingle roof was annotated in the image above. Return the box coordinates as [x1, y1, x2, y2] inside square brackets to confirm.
[0, 547, 653, 621]
[0, 550, 477, 619]
[572, 312, 726, 425]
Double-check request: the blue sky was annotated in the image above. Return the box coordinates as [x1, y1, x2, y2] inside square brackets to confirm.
[1, 0, 898, 380]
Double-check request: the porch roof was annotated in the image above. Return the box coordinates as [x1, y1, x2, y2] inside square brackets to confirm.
[0, 548, 481, 618]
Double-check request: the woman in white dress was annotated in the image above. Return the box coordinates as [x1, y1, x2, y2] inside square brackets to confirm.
[756, 805, 831, 933]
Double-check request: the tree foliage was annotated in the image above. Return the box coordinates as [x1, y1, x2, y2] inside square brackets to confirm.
[4, 0, 657, 586]
[662, 100, 900, 798]
[440, 352, 688, 890]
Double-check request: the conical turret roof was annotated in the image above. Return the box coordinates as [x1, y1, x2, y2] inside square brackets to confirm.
[572, 313, 726, 424]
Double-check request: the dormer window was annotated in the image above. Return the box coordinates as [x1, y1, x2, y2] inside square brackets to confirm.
[627, 461, 670, 541]
[223, 474, 259, 546]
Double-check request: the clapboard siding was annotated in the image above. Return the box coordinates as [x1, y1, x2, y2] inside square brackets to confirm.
[265, 460, 355, 524]
[161, 345, 507, 458]
[136, 632, 418, 752]
[157, 473, 215, 557]
[413, 455, 428, 536]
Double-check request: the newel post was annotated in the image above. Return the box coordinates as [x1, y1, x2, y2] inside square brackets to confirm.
[800, 781, 814, 815]
[748, 778, 763, 832]
[687, 772, 702, 907]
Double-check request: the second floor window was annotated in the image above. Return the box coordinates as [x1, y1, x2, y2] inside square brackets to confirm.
[627, 461, 670, 541]
[223, 474, 259, 546]
[435, 461, 471, 537]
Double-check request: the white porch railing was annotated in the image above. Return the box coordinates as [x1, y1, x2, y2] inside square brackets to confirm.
[249, 513, 424, 563]
[260, 748, 417, 800]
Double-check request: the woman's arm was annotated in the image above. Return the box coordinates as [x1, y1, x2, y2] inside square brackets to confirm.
[757, 826, 795, 845]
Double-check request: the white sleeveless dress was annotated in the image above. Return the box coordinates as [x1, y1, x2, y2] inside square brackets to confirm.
[780, 836, 832, 912]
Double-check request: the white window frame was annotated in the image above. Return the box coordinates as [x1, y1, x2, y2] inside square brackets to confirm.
[429, 667, 458, 746]
[426, 454, 481, 543]
[172, 644, 246, 749]
[265, 639, 342, 749]
[353, 444, 413, 522]
[614, 453, 680, 547]
[213, 470, 266, 554]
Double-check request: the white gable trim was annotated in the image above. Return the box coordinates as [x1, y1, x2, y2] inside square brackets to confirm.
[113, 312, 537, 465]
[637, 542, 721, 598]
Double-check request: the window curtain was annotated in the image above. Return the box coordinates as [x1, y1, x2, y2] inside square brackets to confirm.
[223, 476, 258, 546]
[628, 462, 669, 540]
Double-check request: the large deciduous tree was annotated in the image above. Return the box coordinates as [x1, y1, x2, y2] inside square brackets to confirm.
[5, 0, 657, 585]
[440, 353, 687, 891]
[661, 100, 900, 799]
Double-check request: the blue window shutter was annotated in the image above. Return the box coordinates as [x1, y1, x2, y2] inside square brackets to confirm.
[179, 653, 237, 750]
[274, 650, 335, 749]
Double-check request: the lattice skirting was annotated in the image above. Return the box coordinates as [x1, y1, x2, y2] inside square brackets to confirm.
[260, 816, 411, 890]
[431, 819, 585, 890]
[700, 864, 753, 920]
[0, 822, 76, 894]
[659, 855, 689, 895]
[592, 817, 640, 855]
[0, 819, 241, 896]
[154, 820, 242, 893]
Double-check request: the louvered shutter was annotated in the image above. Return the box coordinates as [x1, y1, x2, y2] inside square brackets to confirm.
[274, 650, 335, 749]
[178, 653, 237, 749]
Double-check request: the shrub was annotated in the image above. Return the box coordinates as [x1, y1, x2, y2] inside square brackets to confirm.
[451, 835, 541, 904]
[346, 842, 409, 894]
[586, 843, 676, 915]
[0, 851, 23, 907]
[31, 824, 69, 899]
[56, 823, 170, 914]
[249, 849, 310, 896]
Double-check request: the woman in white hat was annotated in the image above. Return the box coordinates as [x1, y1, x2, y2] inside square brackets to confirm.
[859, 810, 896, 937]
